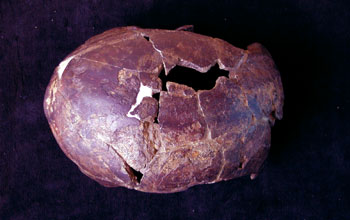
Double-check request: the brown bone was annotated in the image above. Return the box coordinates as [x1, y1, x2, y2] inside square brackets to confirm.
[43, 26, 284, 193]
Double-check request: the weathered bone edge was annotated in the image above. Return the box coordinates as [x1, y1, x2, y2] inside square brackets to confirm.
[43, 26, 284, 193]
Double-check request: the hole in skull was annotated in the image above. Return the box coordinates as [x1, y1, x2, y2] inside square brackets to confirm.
[269, 110, 276, 125]
[158, 63, 229, 91]
[124, 163, 143, 184]
[143, 36, 150, 41]
[238, 156, 246, 169]
[152, 93, 160, 101]
[154, 114, 159, 124]
[152, 93, 160, 124]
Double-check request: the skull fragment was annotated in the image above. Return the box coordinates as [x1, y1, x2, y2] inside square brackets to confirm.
[44, 26, 284, 193]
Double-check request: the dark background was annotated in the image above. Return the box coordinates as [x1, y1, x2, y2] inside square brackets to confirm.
[1, 0, 349, 219]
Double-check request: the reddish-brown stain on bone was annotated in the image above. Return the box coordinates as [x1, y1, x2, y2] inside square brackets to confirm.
[44, 26, 284, 193]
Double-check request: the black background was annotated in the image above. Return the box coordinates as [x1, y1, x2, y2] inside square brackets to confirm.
[1, 0, 349, 219]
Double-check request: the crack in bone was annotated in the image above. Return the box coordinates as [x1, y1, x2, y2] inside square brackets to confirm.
[215, 149, 226, 181]
[107, 143, 143, 184]
[80, 57, 143, 72]
[53, 91, 128, 186]
[57, 56, 144, 80]
[143, 35, 167, 73]
[233, 51, 248, 73]
[54, 33, 145, 80]
[126, 83, 153, 120]
[73, 33, 138, 57]
[197, 94, 212, 139]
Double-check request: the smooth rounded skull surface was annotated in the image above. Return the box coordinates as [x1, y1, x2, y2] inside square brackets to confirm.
[44, 26, 284, 193]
